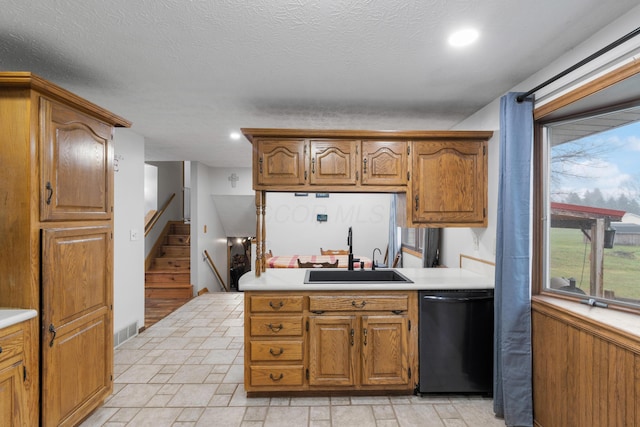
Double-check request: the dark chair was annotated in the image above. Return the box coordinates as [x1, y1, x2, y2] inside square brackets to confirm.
[297, 259, 339, 268]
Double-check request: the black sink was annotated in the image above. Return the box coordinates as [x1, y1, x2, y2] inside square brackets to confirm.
[304, 269, 413, 284]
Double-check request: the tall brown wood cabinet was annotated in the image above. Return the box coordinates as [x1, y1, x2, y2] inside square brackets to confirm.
[0, 72, 131, 426]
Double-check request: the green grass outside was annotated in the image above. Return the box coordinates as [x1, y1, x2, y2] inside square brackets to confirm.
[549, 228, 640, 301]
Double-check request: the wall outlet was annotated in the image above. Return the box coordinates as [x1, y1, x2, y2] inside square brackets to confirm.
[130, 229, 139, 241]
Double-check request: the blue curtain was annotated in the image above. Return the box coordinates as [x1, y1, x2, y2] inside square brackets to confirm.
[494, 92, 533, 426]
[388, 194, 399, 266]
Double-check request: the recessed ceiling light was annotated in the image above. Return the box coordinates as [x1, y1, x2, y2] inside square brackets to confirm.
[448, 28, 479, 47]
[230, 132, 241, 140]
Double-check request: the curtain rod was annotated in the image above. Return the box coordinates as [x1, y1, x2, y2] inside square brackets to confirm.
[516, 26, 640, 103]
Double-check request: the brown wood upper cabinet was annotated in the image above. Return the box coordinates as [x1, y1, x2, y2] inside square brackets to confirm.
[309, 139, 358, 185]
[40, 98, 114, 221]
[256, 138, 307, 186]
[405, 139, 487, 227]
[244, 128, 492, 227]
[361, 140, 408, 186]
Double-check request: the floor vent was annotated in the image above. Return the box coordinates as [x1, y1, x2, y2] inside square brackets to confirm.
[114, 321, 138, 348]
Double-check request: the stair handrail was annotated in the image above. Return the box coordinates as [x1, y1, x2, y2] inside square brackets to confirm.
[204, 249, 229, 292]
[145, 193, 176, 237]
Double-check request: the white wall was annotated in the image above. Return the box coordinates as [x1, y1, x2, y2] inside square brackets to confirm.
[210, 167, 253, 195]
[442, 4, 640, 269]
[265, 193, 390, 259]
[144, 161, 184, 258]
[190, 162, 228, 293]
[113, 128, 145, 333]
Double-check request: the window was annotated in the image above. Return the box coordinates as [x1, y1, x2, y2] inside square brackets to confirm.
[540, 105, 640, 310]
[401, 228, 423, 254]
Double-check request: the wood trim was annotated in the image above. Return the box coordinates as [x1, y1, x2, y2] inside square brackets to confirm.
[145, 193, 176, 236]
[242, 128, 493, 142]
[532, 297, 640, 353]
[458, 254, 495, 268]
[401, 246, 421, 259]
[0, 72, 131, 127]
[532, 298, 640, 426]
[534, 58, 640, 120]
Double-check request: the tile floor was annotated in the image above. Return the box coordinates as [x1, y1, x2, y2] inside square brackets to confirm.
[80, 293, 505, 427]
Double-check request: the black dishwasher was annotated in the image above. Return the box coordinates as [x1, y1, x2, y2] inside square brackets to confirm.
[418, 289, 494, 395]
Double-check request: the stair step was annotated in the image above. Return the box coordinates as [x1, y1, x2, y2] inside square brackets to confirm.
[145, 285, 193, 299]
[145, 271, 190, 283]
[170, 224, 190, 235]
[167, 235, 189, 245]
[152, 257, 190, 269]
[145, 281, 192, 289]
[161, 245, 190, 257]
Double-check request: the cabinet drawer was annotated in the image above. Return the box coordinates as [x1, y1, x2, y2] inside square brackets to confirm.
[250, 316, 303, 337]
[250, 365, 304, 387]
[250, 340, 303, 362]
[309, 295, 408, 312]
[0, 329, 24, 365]
[250, 296, 304, 313]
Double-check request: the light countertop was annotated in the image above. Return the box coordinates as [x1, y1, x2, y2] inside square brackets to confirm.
[0, 308, 38, 330]
[239, 268, 494, 291]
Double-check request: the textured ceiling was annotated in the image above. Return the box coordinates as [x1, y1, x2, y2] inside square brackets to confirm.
[1, 0, 639, 167]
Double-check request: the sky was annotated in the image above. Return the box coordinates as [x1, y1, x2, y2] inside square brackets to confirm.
[550, 119, 640, 204]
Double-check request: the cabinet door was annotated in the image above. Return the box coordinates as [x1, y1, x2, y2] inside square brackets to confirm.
[361, 140, 407, 186]
[309, 140, 358, 185]
[308, 316, 356, 386]
[360, 315, 409, 386]
[411, 140, 486, 225]
[40, 98, 114, 221]
[257, 139, 307, 185]
[41, 226, 113, 427]
[0, 360, 25, 427]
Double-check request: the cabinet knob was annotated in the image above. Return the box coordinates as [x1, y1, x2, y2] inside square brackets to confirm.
[0, 346, 3, 354]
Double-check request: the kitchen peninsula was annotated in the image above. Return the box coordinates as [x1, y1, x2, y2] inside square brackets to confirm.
[239, 267, 493, 395]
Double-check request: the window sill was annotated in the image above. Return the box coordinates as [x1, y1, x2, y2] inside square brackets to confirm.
[532, 295, 640, 347]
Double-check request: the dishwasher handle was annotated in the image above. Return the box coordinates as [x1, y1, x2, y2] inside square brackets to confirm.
[421, 294, 493, 303]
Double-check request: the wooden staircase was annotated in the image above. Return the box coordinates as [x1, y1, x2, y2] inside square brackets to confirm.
[145, 222, 193, 327]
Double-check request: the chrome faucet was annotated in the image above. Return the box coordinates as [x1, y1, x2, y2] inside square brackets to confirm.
[372, 247, 382, 270]
[347, 227, 359, 270]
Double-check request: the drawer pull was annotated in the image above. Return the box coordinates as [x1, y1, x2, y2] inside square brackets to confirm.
[269, 347, 284, 356]
[0, 346, 3, 354]
[269, 301, 284, 310]
[269, 373, 284, 382]
[267, 323, 283, 332]
[352, 300, 367, 309]
[363, 328, 368, 346]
